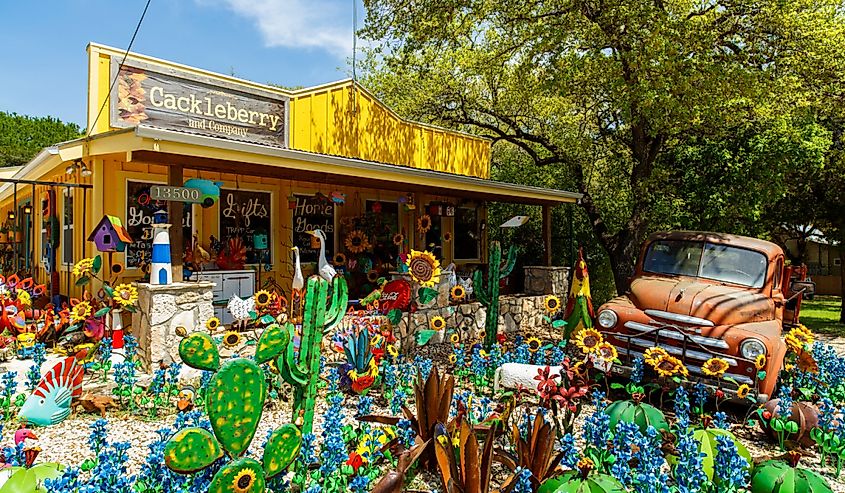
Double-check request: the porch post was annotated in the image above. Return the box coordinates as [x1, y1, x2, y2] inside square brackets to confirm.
[168, 164, 184, 281]
[542, 204, 552, 266]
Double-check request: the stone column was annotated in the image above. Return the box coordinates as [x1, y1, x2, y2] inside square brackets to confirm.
[523, 266, 571, 296]
[132, 282, 215, 370]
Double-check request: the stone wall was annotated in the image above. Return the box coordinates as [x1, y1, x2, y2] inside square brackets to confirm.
[395, 294, 551, 351]
[132, 282, 215, 370]
[523, 266, 571, 296]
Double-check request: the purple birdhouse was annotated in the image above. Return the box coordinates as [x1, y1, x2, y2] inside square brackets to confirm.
[88, 215, 133, 252]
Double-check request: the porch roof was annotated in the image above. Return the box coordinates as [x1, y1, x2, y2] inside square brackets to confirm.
[2, 126, 582, 206]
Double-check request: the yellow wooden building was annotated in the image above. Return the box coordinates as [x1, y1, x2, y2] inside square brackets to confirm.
[0, 43, 580, 303]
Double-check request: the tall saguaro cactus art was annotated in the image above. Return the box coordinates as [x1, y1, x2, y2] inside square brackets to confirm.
[278, 275, 348, 435]
[474, 241, 517, 349]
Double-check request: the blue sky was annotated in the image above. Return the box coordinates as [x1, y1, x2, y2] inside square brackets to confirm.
[0, 0, 364, 127]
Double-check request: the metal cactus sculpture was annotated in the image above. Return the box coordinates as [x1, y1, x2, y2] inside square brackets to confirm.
[473, 241, 517, 349]
[278, 275, 348, 435]
[165, 324, 302, 493]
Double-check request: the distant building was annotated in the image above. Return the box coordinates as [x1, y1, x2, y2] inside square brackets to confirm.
[785, 234, 842, 296]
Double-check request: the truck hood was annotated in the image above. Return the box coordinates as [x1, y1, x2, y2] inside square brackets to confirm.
[628, 276, 774, 325]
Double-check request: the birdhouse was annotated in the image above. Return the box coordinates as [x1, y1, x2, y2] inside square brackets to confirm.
[87, 215, 133, 253]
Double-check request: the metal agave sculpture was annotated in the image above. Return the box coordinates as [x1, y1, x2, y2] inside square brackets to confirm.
[166, 323, 302, 493]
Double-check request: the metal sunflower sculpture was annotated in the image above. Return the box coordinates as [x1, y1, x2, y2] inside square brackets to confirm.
[344, 230, 371, 254]
[406, 249, 442, 287]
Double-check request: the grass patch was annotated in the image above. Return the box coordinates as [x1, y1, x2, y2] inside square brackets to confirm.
[801, 295, 844, 335]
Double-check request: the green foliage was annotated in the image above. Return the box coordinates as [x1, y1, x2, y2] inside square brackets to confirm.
[361, 0, 845, 294]
[538, 471, 627, 493]
[0, 112, 81, 167]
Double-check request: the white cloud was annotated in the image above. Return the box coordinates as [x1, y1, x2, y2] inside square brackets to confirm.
[204, 0, 355, 58]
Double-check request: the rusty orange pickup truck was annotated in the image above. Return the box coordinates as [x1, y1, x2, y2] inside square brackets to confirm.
[597, 231, 808, 401]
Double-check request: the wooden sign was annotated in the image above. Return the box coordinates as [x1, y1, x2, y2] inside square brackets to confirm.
[125, 181, 191, 268]
[219, 189, 272, 265]
[291, 194, 335, 264]
[110, 57, 288, 147]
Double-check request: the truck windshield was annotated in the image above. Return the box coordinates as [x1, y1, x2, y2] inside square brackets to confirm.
[643, 240, 767, 288]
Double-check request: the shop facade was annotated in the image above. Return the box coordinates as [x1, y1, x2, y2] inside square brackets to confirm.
[0, 43, 580, 358]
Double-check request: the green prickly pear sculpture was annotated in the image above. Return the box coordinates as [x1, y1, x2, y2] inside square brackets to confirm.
[473, 241, 517, 349]
[278, 275, 348, 435]
[165, 322, 302, 493]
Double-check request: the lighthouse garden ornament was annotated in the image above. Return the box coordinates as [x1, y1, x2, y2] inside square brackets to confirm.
[151, 209, 173, 285]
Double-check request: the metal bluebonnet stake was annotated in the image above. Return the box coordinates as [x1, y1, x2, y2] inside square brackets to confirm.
[278, 275, 348, 435]
[473, 241, 516, 349]
[165, 321, 302, 493]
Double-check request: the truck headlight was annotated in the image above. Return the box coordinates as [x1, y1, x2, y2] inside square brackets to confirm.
[740, 338, 766, 360]
[597, 309, 618, 329]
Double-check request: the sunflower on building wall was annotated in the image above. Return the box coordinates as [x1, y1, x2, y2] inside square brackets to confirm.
[344, 230, 371, 254]
[443, 231, 452, 242]
[406, 249, 442, 287]
[333, 252, 347, 267]
[416, 214, 432, 234]
[392, 233, 404, 246]
[450, 284, 466, 302]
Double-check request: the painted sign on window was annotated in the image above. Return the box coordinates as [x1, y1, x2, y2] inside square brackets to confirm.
[219, 189, 272, 265]
[291, 194, 335, 264]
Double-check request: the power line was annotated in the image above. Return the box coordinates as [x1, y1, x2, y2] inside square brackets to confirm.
[86, 0, 153, 138]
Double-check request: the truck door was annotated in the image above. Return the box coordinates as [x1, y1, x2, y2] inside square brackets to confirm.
[783, 263, 807, 327]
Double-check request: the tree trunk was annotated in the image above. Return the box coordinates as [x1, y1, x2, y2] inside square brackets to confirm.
[839, 231, 845, 324]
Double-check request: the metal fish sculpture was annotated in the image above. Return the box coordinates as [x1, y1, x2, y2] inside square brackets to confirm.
[18, 357, 83, 426]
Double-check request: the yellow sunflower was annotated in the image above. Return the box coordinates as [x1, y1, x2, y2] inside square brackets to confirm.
[643, 347, 669, 366]
[755, 354, 767, 370]
[71, 301, 92, 322]
[72, 258, 95, 276]
[367, 269, 380, 283]
[443, 231, 453, 242]
[526, 337, 542, 353]
[544, 295, 561, 314]
[417, 214, 432, 234]
[392, 233, 405, 246]
[450, 285, 466, 302]
[16, 289, 31, 307]
[736, 384, 751, 399]
[231, 468, 256, 493]
[406, 249, 442, 287]
[430, 316, 447, 331]
[574, 328, 604, 354]
[345, 230, 371, 254]
[254, 290, 271, 308]
[449, 353, 457, 364]
[450, 333, 460, 344]
[333, 252, 347, 267]
[387, 345, 398, 357]
[222, 330, 243, 349]
[113, 283, 138, 307]
[205, 317, 221, 332]
[597, 342, 618, 361]
[785, 326, 814, 353]
[701, 357, 730, 378]
[653, 355, 689, 378]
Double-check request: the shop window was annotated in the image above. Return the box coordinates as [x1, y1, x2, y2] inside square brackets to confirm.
[62, 190, 73, 265]
[365, 200, 399, 266]
[424, 214, 443, 255]
[454, 207, 480, 260]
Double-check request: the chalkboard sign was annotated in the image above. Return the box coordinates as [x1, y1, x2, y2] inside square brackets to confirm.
[125, 180, 192, 268]
[219, 188, 272, 264]
[292, 194, 335, 264]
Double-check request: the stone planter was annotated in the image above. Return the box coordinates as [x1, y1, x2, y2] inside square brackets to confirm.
[132, 282, 215, 370]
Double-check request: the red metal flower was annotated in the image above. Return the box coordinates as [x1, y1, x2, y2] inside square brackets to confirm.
[351, 375, 375, 394]
[496, 333, 507, 345]
[553, 386, 588, 412]
[534, 366, 559, 400]
[346, 452, 364, 472]
[715, 389, 725, 399]
[762, 410, 773, 420]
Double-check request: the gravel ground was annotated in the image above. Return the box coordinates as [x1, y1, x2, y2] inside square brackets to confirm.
[2, 341, 845, 491]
